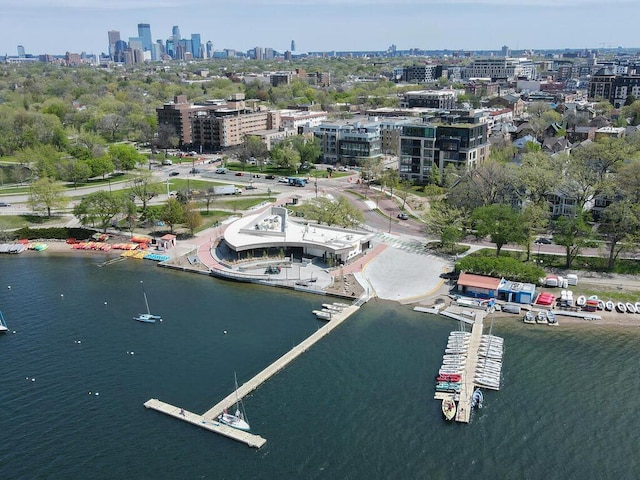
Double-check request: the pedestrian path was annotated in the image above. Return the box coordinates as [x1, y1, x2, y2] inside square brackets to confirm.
[374, 233, 434, 256]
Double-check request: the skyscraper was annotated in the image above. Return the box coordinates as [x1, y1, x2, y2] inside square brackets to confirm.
[137, 23, 154, 60]
[291, 40, 295, 52]
[191, 34, 202, 59]
[107, 30, 121, 59]
[17, 45, 25, 57]
[206, 41, 213, 59]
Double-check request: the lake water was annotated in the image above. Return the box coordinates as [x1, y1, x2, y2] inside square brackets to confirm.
[1, 254, 639, 479]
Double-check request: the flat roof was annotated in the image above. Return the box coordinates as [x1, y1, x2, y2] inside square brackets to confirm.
[224, 206, 373, 254]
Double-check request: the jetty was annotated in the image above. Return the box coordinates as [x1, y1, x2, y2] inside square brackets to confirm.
[434, 310, 504, 424]
[145, 304, 360, 448]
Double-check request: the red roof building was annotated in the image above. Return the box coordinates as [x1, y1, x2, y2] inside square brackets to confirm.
[456, 272, 502, 299]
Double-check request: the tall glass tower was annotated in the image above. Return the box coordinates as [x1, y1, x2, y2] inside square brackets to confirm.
[191, 34, 202, 59]
[137, 23, 154, 60]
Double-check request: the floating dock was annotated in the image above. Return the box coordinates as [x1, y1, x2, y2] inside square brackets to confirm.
[434, 311, 504, 424]
[145, 304, 360, 448]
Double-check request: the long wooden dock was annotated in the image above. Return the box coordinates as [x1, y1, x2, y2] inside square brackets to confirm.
[144, 398, 267, 448]
[145, 304, 359, 448]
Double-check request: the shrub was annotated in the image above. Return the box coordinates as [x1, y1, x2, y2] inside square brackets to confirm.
[455, 255, 545, 284]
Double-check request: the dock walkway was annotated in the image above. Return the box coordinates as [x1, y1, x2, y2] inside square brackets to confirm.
[455, 313, 484, 423]
[145, 304, 359, 448]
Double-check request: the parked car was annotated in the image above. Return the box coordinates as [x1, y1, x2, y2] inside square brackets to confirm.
[235, 172, 243, 176]
[0, 202, 11, 207]
[190, 168, 201, 174]
[535, 237, 552, 244]
[397, 212, 409, 220]
[265, 174, 276, 179]
[277, 177, 289, 183]
[169, 171, 180, 177]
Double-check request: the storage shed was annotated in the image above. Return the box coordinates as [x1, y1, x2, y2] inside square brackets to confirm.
[158, 234, 177, 251]
[456, 272, 502, 299]
[497, 280, 536, 304]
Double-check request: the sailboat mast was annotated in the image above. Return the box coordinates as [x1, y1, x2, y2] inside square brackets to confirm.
[141, 281, 151, 315]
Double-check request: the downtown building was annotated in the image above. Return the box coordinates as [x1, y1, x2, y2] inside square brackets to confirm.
[588, 67, 640, 108]
[313, 122, 382, 165]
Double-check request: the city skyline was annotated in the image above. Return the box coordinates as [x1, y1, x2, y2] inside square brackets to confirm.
[1, 0, 639, 57]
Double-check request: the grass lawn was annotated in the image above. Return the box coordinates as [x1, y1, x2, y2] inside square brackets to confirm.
[0, 214, 67, 230]
[220, 197, 274, 211]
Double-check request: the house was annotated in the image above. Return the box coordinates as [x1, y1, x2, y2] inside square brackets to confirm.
[542, 136, 572, 154]
[456, 272, 502, 299]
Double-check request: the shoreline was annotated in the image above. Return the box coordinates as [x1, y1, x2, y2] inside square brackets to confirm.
[11, 240, 640, 329]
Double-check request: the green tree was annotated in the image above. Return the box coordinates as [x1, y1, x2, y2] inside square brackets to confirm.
[161, 198, 185, 233]
[129, 173, 160, 213]
[553, 213, 591, 269]
[298, 196, 364, 227]
[109, 143, 141, 171]
[89, 155, 115, 179]
[64, 159, 92, 187]
[74, 191, 124, 232]
[183, 203, 204, 236]
[472, 204, 525, 256]
[423, 200, 466, 253]
[598, 201, 640, 270]
[28, 177, 69, 218]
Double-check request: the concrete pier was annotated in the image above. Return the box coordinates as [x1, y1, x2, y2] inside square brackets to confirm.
[145, 304, 360, 447]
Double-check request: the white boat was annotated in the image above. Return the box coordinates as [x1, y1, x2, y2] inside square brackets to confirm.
[616, 302, 627, 313]
[547, 311, 558, 325]
[626, 302, 636, 314]
[635, 302, 640, 314]
[597, 300, 605, 310]
[605, 300, 614, 311]
[133, 281, 162, 323]
[576, 295, 587, 307]
[0, 308, 8, 333]
[535, 310, 548, 324]
[218, 373, 251, 432]
[523, 311, 536, 324]
[471, 389, 484, 409]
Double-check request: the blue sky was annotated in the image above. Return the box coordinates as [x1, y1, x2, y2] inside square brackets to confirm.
[1, 0, 638, 56]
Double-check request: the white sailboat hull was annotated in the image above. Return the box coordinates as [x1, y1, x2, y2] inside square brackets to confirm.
[218, 412, 250, 431]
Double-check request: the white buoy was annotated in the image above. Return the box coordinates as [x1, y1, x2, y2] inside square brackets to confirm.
[60, 294, 64, 297]
[95, 392, 99, 396]
[78, 340, 81, 344]
[12, 331, 16, 334]
[88, 391, 92, 395]
[104, 302, 107, 305]
[126, 351, 129, 354]
[223, 330, 227, 334]
[7, 285, 11, 289]
[31, 378, 35, 382]
[130, 351, 134, 355]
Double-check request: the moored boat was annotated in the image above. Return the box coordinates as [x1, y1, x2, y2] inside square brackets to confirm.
[625, 302, 636, 314]
[547, 311, 558, 325]
[576, 295, 587, 307]
[635, 302, 640, 314]
[605, 300, 614, 311]
[616, 302, 627, 313]
[471, 389, 484, 409]
[597, 300, 605, 310]
[0, 308, 8, 333]
[523, 310, 536, 323]
[536, 310, 548, 324]
[442, 398, 456, 420]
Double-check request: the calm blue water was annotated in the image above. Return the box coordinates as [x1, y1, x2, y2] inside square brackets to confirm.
[1, 254, 639, 479]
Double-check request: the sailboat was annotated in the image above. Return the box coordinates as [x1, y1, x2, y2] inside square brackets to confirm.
[218, 373, 251, 431]
[0, 308, 8, 333]
[442, 397, 456, 421]
[133, 281, 162, 323]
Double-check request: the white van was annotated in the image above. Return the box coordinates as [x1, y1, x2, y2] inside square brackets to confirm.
[162, 159, 173, 166]
[215, 167, 228, 174]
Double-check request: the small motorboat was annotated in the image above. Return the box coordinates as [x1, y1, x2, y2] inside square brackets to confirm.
[605, 300, 614, 311]
[616, 302, 627, 313]
[442, 398, 456, 420]
[625, 302, 636, 314]
[437, 373, 461, 383]
[635, 302, 640, 314]
[547, 311, 558, 325]
[597, 300, 605, 310]
[471, 389, 484, 409]
[536, 310, 548, 324]
[523, 311, 536, 324]
[576, 295, 587, 307]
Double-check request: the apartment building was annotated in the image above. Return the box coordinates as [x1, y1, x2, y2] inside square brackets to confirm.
[313, 122, 382, 165]
[398, 121, 490, 184]
[401, 90, 458, 109]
